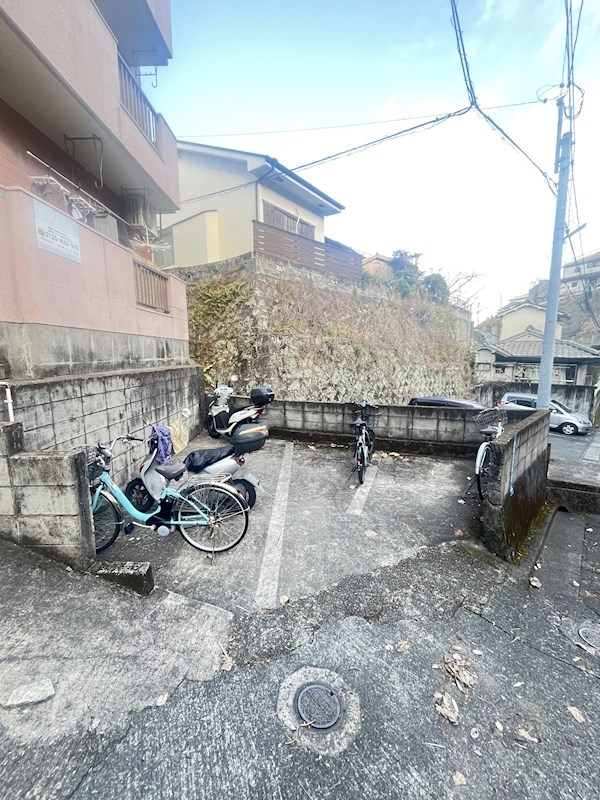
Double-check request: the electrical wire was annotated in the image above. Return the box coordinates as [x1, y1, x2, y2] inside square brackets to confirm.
[292, 108, 471, 171]
[177, 100, 540, 139]
[181, 110, 473, 204]
[182, 2, 565, 205]
[449, 0, 557, 195]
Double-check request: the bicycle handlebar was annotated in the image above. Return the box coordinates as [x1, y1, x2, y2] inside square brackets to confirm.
[95, 434, 144, 456]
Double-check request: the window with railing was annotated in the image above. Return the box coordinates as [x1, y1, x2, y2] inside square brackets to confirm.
[118, 55, 158, 145]
[134, 261, 169, 312]
[263, 201, 315, 239]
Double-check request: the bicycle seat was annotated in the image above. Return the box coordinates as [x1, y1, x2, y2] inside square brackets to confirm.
[479, 426, 498, 438]
[155, 462, 187, 481]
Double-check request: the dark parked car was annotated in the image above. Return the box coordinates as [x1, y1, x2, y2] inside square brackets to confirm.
[408, 397, 486, 410]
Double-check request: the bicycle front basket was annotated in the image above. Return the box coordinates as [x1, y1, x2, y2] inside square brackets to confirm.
[474, 408, 508, 426]
[85, 445, 104, 483]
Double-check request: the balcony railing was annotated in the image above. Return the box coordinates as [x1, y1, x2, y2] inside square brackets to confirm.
[118, 55, 158, 145]
[253, 221, 362, 280]
[134, 261, 169, 312]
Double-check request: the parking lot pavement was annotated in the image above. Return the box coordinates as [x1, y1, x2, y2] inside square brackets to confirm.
[548, 427, 600, 462]
[103, 434, 482, 613]
[6, 440, 600, 798]
[548, 430, 592, 461]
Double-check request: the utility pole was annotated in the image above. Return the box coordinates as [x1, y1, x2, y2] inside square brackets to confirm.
[537, 96, 572, 410]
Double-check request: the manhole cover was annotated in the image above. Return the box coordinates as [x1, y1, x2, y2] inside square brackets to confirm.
[296, 683, 342, 730]
[578, 624, 600, 650]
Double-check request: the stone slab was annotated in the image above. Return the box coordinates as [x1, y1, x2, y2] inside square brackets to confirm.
[2, 679, 55, 708]
[91, 561, 155, 595]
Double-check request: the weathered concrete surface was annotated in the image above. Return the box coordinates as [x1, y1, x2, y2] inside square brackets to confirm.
[2, 427, 600, 798]
[0, 425, 95, 569]
[101, 436, 483, 612]
[91, 560, 155, 595]
[0, 538, 231, 745]
[481, 411, 549, 562]
[2, 516, 599, 799]
[547, 458, 600, 513]
[6, 365, 203, 486]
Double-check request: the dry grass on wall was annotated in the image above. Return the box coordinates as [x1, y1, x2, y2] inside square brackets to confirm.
[187, 274, 471, 402]
[187, 277, 260, 386]
[258, 279, 471, 402]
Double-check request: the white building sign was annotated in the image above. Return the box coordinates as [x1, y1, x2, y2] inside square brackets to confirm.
[33, 199, 81, 264]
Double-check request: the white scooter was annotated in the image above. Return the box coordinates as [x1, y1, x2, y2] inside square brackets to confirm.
[125, 423, 268, 512]
[205, 383, 275, 439]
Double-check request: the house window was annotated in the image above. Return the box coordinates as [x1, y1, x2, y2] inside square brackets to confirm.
[263, 201, 315, 239]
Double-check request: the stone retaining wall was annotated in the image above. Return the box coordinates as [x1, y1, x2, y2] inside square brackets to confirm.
[175, 253, 472, 404]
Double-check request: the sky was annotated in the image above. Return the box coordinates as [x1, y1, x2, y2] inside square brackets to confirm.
[143, 0, 600, 323]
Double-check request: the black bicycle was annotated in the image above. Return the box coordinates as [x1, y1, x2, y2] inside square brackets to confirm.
[352, 401, 380, 484]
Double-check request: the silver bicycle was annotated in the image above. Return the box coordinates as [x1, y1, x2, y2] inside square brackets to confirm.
[473, 408, 507, 501]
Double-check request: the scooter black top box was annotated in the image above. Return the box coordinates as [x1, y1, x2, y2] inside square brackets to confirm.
[250, 386, 275, 406]
[231, 423, 269, 455]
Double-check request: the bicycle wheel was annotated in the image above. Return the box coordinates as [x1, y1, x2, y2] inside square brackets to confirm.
[177, 484, 249, 553]
[366, 427, 375, 457]
[476, 446, 491, 501]
[92, 490, 121, 553]
[124, 478, 155, 513]
[356, 443, 365, 484]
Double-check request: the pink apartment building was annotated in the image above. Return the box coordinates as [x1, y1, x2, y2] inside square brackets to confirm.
[0, 0, 189, 381]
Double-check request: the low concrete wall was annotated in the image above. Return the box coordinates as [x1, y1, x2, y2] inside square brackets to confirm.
[546, 459, 600, 514]
[0, 422, 94, 569]
[237, 397, 528, 455]
[6, 365, 203, 486]
[480, 410, 550, 561]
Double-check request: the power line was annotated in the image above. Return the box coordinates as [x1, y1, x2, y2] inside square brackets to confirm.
[182, 110, 473, 204]
[182, 3, 563, 205]
[177, 100, 540, 139]
[449, 0, 557, 195]
[292, 108, 471, 171]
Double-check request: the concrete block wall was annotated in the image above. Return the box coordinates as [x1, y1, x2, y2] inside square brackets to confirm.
[480, 410, 550, 561]
[6, 365, 202, 487]
[240, 397, 515, 454]
[0, 423, 94, 569]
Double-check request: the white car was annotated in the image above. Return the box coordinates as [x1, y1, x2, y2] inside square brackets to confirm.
[498, 392, 592, 436]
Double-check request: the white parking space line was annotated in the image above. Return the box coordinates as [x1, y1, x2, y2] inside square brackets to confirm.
[254, 442, 294, 609]
[346, 465, 378, 516]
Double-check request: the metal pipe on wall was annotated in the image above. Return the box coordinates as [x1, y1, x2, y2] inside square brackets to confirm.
[0, 383, 14, 422]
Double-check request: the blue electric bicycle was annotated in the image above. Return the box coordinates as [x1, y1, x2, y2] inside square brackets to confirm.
[87, 435, 249, 555]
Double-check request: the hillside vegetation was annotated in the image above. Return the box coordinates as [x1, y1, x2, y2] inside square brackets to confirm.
[187, 268, 471, 404]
